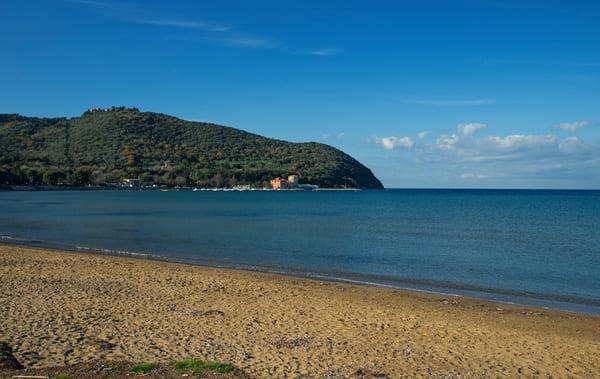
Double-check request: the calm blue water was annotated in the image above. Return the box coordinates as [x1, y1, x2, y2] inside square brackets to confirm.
[1, 189, 599, 314]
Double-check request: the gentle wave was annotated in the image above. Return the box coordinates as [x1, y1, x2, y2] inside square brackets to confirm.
[2, 234, 599, 315]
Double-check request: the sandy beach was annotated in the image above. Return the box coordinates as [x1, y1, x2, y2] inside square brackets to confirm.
[1, 243, 600, 378]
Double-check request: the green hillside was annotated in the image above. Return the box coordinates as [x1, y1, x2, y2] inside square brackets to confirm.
[0, 107, 383, 189]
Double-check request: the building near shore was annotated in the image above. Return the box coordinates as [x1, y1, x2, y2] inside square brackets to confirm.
[270, 177, 289, 190]
[270, 175, 318, 190]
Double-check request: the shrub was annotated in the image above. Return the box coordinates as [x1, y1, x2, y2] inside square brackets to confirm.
[175, 359, 234, 374]
[129, 362, 157, 374]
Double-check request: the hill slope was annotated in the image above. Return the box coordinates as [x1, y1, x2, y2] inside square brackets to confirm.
[0, 107, 383, 189]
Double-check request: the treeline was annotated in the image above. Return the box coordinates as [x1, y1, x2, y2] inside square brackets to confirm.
[0, 108, 383, 189]
[0, 164, 356, 188]
[0, 165, 294, 188]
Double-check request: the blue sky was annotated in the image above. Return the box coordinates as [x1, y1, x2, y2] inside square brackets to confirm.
[2, 0, 599, 188]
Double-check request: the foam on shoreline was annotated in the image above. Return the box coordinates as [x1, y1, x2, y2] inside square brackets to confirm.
[1, 236, 599, 315]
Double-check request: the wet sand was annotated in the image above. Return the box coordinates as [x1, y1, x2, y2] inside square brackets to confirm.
[1, 243, 600, 378]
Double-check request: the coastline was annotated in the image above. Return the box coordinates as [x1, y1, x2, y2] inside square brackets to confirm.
[2, 243, 600, 377]
[0, 185, 366, 192]
[2, 236, 599, 316]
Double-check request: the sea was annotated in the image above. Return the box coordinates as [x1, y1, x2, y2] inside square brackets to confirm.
[1, 189, 599, 314]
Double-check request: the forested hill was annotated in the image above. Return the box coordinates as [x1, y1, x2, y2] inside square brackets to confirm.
[0, 107, 383, 189]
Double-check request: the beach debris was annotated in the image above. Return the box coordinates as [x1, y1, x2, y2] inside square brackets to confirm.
[273, 335, 312, 350]
[0, 342, 23, 370]
[188, 309, 224, 317]
[95, 338, 117, 350]
[351, 368, 389, 378]
[240, 351, 254, 360]
[439, 298, 459, 306]
[327, 337, 335, 351]
[519, 310, 543, 316]
[11, 376, 49, 379]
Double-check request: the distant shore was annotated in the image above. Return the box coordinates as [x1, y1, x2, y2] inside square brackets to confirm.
[0, 185, 364, 192]
[2, 243, 599, 377]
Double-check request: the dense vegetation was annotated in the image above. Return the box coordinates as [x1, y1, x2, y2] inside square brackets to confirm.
[0, 107, 383, 189]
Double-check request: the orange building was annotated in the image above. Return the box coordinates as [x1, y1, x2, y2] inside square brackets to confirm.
[270, 177, 289, 190]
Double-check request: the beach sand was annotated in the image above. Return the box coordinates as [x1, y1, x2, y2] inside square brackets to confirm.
[1, 244, 599, 378]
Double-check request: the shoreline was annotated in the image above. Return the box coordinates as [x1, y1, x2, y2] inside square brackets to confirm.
[2, 243, 600, 377]
[0, 185, 366, 192]
[2, 238, 599, 316]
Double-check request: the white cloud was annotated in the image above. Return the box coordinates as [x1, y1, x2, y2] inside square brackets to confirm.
[375, 136, 415, 150]
[67, 0, 332, 54]
[555, 120, 590, 132]
[397, 119, 599, 170]
[436, 133, 460, 149]
[483, 134, 556, 150]
[431, 133, 561, 163]
[371, 122, 600, 187]
[206, 35, 279, 49]
[300, 48, 341, 56]
[458, 123, 487, 137]
[558, 136, 583, 152]
[417, 131, 429, 139]
[131, 18, 231, 32]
